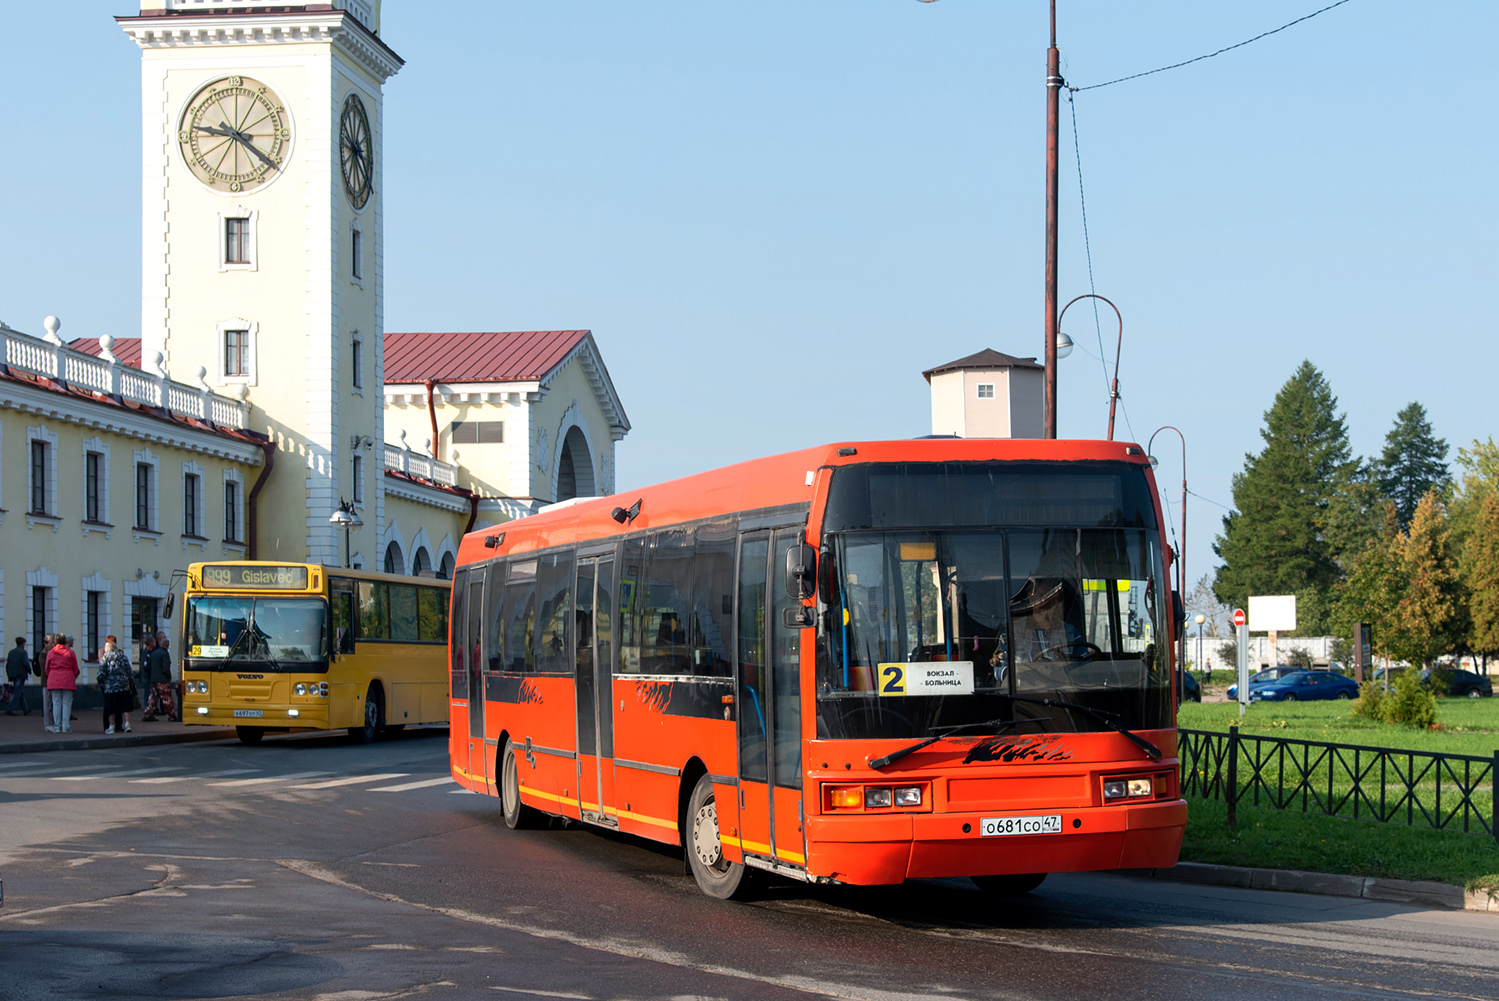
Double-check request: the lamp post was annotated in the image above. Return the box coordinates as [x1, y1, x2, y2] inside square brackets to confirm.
[1057, 293, 1123, 440]
[1148, 426, 1187, 692]
[329, 499, 363, 570]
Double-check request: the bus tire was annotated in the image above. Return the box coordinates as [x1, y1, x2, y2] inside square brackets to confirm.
[501, 740, 541, 830]
[236, 726, 265, 745]
[348, 688, 382, 744]
[686, 773, 747, 899]
[972, 873, 1047, 896]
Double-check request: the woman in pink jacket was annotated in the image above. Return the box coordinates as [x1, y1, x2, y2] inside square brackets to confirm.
[44, 636, 79, 734]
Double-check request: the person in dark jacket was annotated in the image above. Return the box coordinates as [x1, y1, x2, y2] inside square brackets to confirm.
[142, 633, 178, 722]
[5, 637, 31, 715]
[97, 636, 134, 734]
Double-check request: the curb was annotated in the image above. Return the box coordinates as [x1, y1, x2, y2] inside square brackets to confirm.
[1120, 861, 1499, 913]
[0, 726, 237, 755]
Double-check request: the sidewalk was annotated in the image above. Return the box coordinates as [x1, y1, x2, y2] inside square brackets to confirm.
[0, 699, 233, 754]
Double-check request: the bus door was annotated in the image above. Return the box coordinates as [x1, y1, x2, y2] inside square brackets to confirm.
[466, 570, 488, 791]
[734, 530, 807, 867]
[573, 556, 618, 826]
[449, 568, 471, 781]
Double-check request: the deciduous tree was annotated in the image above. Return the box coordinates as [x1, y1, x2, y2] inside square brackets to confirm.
[1462, 493, 1499, 670]
[1386, 490, 1458, 668]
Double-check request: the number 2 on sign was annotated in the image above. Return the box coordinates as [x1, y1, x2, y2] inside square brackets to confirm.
[880, 664, 905, 696]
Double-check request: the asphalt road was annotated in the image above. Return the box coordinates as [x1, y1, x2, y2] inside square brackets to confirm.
[2, 727, 1496, 1001]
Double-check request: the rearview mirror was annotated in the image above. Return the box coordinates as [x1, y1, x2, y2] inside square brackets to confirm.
[163, 592, 175, 621]
[1172, 589, 1186, 633]
[785, 543, 817, 601]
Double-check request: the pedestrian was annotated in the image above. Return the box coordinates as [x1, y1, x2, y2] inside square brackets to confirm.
[138, 632, 156, 694]
[142, 632, 178, 722]
[97, 635, 134, 734]
[44, 635, 80, 733]
[5, 637, 31, 716]
[37, 635, 57, 729]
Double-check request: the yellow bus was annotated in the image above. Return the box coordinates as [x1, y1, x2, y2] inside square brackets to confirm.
[179, 562, 450, 745]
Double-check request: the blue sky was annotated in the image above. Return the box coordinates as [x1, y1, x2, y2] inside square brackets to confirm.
[2, 1, 1494, 586]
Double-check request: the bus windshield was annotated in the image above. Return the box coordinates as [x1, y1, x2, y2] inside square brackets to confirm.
[186, 596, 329, 669]
[816, 459, 1171, 741]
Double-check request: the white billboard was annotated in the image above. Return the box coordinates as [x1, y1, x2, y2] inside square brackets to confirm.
[1248, 594, 1297, 632]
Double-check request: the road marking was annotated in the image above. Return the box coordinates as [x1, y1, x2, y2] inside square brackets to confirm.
[131, 769, 260, 784]
[290, 773, 409, 789]
[369, 777, 454, 792]
[450, 788, 477, 794]
[489, 989, 592, 999]
[53, 767, 183, 781]
[209, 771, 331, 787]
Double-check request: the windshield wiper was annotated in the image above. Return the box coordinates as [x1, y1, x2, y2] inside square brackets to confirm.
[868, 717, 1025, 770]
[997, 694, 1162, 761]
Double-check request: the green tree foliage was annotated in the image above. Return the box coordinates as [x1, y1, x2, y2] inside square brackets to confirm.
[1213, 361, 1354, 633]
[1350, 680, 1384, 721]
[1320, 466, 1385, 570]
[1449, 436, 1499, 555]
[1462, 493, 1499, 661]
[1375, 402, 1449, 529]
[1381, 667, 1438, 729]
[1385, 491, 1459, 668]
[1332, 501, 1405, 661]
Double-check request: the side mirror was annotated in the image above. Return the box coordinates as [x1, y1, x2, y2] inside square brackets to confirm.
[785, 543, 817, 601]
[163, 592, 175, 620]
[1172, 589, 1186, 633]
[337, 627, 354, 654]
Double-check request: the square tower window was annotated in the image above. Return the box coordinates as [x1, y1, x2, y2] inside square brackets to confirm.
[351, 227, 363, 280]
[224, 329, 249, 378]
[351, 332, 363, 391]
[976, 384, 995, 399]
[225, 217, 250, 264]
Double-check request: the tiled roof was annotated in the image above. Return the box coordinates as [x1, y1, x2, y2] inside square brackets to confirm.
[384, 330, 591, 384]
[922, 348, 1043, 382]
[70, 337, 144, 369]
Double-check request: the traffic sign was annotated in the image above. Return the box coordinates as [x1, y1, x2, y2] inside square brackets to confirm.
[1232, 608, 1246, 627]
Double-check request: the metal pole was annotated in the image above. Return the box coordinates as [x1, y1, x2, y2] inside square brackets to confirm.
[1043, 0, 1060, 439]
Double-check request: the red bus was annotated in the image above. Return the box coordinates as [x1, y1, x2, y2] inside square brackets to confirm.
[448, 439, 1186, 898]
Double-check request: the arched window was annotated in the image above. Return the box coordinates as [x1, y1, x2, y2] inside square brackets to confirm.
[383, 541, 403, 575]
[438, 552, 455, 580]
[555, 426, 595, 502]
[412, 546, 432, 577]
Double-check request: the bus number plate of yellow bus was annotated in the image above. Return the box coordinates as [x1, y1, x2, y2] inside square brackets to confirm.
[979, 815, 1062, 836]
[233, 709, 264, 718]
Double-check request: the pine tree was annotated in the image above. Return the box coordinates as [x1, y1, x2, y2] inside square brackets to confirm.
[1213, 361, 1355, 633]
[1387, 490, 1458, 667]
[1462, 493, 1499, 665]
[1375, 402, 1449, 528]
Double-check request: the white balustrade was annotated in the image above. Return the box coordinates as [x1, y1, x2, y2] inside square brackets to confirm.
[380, 443, 458, 486]
[0, 322, 247, 429]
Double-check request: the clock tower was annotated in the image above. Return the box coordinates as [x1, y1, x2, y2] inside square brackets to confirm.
[118, 1, 402, 566]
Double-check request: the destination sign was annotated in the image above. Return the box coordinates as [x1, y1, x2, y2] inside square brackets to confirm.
[201, 565, 310, 591]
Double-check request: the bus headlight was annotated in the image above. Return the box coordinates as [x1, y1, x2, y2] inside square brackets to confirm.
[1127, 778, 1153, 798]
[894, 786, 923, 806]
[1103, 780, 1128, 801]
[196, 681, 209, 694]
[826, 786, 862, 810]
[864, 787, 893, 809]
[294, 683, 307, 696]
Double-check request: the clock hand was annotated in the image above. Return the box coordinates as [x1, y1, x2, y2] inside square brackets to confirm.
[233, 133, 280, 170]
[194, 124, 236, 138]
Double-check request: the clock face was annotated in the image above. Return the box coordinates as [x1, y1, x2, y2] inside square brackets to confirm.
[340, 93, 373, 210]
[177, 76, 291, 193]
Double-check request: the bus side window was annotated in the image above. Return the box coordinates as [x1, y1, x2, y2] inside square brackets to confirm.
[692, 521, 735, 677]
[616, 537, 644, 674]
[643, 528, 692, 675]
[485, 562, 506, 671]
[534, 551, 573, 674]
[450, 569, 470, 699]
[331, 590, 355, 654]
[417, 587, 445, 643]
[503, 562, 537, 673]
[390, 585, 420, 642]
[357, 581, 390, 640]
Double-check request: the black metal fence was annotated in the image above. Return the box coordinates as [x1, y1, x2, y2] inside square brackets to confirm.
[1179, 728, 1499, 840]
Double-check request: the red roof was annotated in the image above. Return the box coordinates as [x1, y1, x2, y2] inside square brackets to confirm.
[384, 330, 590, 384]
[70, 337, 144, 369]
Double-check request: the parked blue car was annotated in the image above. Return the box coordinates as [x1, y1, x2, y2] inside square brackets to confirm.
[1225, 666, 1301, 701]
[1248, 670, 1359, 702]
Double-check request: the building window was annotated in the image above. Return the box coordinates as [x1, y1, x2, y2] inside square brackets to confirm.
[225, 480, 240, 543]
[85, 452, 102, 521]
[451, 420, 503, 444]
[351, 227, 363, 280]
[224, 329, 250, 378]
[977, 384, 995, 399]
[31, 585, 48, 652]
[134, 459, 158, 531]
[85, 590, 103, 663]
[351, 332, 363, 390]
[31, 440, 48, 514]
[384, 541, 403, 575]
[184, 473, 200, 536]
[352, 454, 364, 504]
[225, 217, 250, 264]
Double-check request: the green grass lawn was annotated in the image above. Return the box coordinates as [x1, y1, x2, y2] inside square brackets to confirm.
[1182, 795, 1499, 888]
[1179, 697, 1499, 757]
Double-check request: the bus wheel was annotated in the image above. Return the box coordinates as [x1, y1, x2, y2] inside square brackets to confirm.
[686, 774, 747, 899]
[348, 689, 382, 744]
[501, 741, 540, 830]
[972, 873, 1047, 896]
[235, 726, 264, 746]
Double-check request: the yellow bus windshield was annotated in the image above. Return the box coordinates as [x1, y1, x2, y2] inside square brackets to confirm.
[186, 595, 328, 668]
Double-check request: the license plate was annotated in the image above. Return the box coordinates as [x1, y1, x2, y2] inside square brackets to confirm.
[978, 814, 1063, 837]
[232, 709, 264, 718]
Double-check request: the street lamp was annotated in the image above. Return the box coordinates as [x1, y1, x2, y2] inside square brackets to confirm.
[329, 498, 363, 569]
[1148, 426, 1187, 693]
[1057, 293, 1123, 439]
